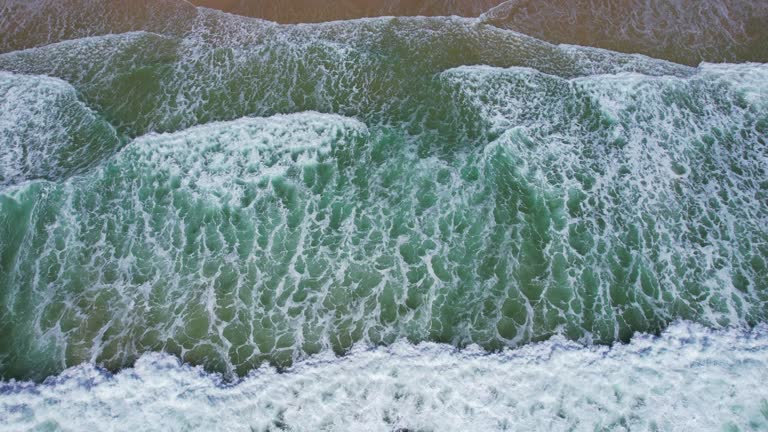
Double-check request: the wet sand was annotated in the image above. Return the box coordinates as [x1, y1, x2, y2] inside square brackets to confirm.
[2, 0, 767, 64]
[189, 0, 768, 65]
[188, 0, 507, 22]
[481, 0, 768, 65]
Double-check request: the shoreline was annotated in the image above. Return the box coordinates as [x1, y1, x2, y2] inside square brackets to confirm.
[2, 321, 767, 431]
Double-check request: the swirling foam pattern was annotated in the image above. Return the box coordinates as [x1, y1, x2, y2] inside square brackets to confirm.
[1, 64, 766, 380]
[0, 0, 767, 430]
[1, 323, 767, 431]
[0, 72, 120, 188]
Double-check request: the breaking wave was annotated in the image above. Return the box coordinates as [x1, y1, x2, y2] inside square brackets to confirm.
[1, 322, 767, 431]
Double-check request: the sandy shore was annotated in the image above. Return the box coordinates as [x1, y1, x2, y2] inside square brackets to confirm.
[188, 0, 506, 23]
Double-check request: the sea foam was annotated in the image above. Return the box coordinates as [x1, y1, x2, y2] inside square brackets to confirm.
[1, 321, 767, 431]
[1, 63, 766, 380]
[0, 71, 119, 188]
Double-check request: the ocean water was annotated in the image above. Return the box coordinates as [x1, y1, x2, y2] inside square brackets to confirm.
[1, 322, 767, 431]
[0, 0, 767, 430]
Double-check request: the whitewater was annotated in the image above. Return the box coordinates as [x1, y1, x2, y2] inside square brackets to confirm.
[0, 322, 766, 431]
[1, 0, 767, 430]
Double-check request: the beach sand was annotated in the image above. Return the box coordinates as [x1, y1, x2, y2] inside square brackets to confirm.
[189, 0, 506, 22]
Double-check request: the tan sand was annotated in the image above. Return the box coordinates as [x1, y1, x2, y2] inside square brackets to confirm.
[189, 0, 507, 22]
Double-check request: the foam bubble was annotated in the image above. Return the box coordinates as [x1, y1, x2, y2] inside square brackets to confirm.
[1, 322, 767, 431]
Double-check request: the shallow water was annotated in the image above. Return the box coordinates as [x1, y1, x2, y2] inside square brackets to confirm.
[190, 0, 508, 23]
[2, 322, 767, 431]
[0, 0, 767, 430]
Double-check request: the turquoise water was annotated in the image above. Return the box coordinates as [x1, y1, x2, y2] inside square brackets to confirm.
[1, 1, 767, 430]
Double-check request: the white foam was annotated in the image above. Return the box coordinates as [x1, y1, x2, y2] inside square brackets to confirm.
[697, 62, 768, 106]
[440, 62, 768, 332]
[120, 112, 368, 205]
[2, 64, 766, 380]
[1, 321, 766, 431]
[0, 4, 699, 155]
[0, 71, 119, 189]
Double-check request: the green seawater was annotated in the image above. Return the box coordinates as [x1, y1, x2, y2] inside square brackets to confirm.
[0, 3, 767, 382]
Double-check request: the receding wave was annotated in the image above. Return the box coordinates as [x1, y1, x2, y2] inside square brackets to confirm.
[0, 12, 691, 139]
[189, 0, 509, 23]
[1, 322, 767, 431]
[2, 0, 767, 65]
